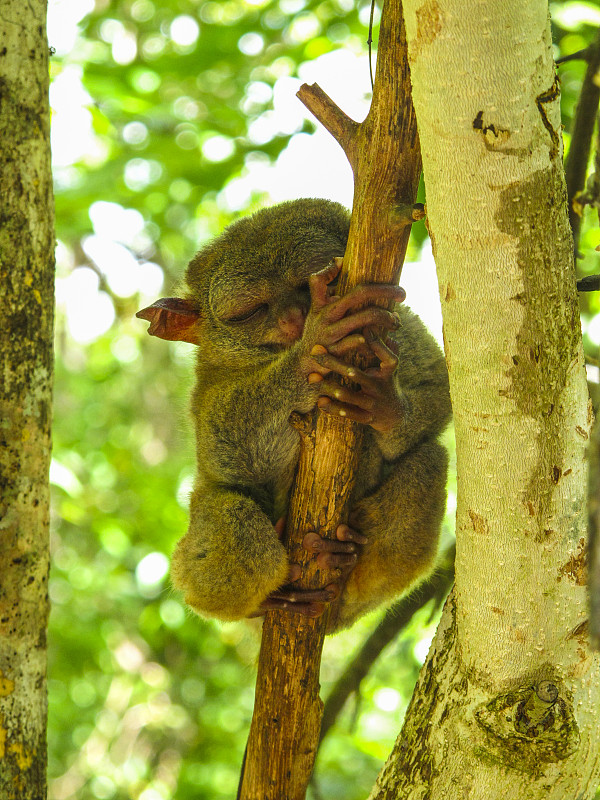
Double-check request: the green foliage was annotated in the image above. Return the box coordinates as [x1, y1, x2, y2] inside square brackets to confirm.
[49, 0, 600, 797]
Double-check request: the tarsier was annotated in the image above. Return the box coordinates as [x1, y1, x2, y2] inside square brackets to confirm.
[137, 198, 451, 632]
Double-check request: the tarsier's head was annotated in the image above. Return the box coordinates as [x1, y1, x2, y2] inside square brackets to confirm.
[137, 198, 349, 358]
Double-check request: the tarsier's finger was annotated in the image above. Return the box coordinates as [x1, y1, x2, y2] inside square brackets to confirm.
[336, 523, 367, 545]
[317, 396, 375, 424]
[303, 531, 360, 554]
[260, 579, 341, 616]
[308, 260, 343, 308]
[327, 334, 371, 358]
[325, 283, 406, 322]
[307, 345, 331, 380]
[310, 352, 380, 396]
[364, 330, 399, 377]
[303, 527, 366, 571]
[329, 257, 343, 283]
[268, 585, 338, 604]
[316, 551, 358, 570]
[274, 517, 287, 540]
[316, 380, 377, 412]
[324, 308, 400, 343]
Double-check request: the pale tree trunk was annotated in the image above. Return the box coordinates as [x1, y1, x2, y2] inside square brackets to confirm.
[370, 1, 600, 798]
[0, 1, 54, 798]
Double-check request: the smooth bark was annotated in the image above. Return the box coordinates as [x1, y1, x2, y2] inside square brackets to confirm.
[564, 27, 600, 257]
[370, 2, 600, 798]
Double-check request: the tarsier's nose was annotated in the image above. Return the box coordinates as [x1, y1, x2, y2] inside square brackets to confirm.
[278, 306, 307, 341]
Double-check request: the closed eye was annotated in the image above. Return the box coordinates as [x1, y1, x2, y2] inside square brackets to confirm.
[225, 303, 268, 323]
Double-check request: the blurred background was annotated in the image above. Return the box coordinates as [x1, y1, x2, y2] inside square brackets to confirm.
[47, 1, 600, 798]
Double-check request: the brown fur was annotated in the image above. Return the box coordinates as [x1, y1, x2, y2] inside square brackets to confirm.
[168, 199, 452, 631]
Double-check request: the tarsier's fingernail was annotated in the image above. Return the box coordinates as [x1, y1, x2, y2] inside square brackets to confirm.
[338, 409, 346, 416]
[311, 344, 327, 356]
[347, 369, 356, 377]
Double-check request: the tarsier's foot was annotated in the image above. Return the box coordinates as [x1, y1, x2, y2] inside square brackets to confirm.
[257, 578, 339, 617]
[302, 524, 366, 570]
[256, 524, 366, 618]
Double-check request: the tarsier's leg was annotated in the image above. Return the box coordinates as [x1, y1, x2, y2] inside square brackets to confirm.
[259, 523, 367, 618]
[333, 438, 449, 630]
[171, 484, 290, 621]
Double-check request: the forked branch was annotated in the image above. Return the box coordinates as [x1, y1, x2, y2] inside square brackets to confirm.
[239, 2, 423, 797]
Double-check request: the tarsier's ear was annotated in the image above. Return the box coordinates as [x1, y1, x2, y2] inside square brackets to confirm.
[136, 297, 201, 345]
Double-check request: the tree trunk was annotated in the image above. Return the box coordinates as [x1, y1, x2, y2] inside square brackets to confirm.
[370, 1, 600, 798]
[239, 2, 423, 798]
[0, 1, 55, 797]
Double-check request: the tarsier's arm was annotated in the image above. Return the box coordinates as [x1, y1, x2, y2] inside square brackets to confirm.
[311, 306, 450, 461]
[192, 357, 309, 487]
[375, 310, 451, 460]
[298, 306, 451, 631]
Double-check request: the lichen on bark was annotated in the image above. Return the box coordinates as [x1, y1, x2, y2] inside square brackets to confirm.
[0, 1, 55, 797]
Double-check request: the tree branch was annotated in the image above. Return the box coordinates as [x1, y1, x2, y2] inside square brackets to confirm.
[238, 1, 423, 797]
[296, 83, 359, 170]
[555, 47, 590, 66]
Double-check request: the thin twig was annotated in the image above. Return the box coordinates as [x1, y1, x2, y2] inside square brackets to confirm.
[319, 545, 455, 744]
[296, 83, 359, 168]
[563, 27, 600, 257]
[555, 47, 590, 65]
[368, 0, 377, 91]
[577, 274, 600, 292]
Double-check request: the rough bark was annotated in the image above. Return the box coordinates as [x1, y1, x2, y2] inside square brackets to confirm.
[370, 2, 600, 798]
[239, 2, 422, 798]
[0, 1, 55, 798]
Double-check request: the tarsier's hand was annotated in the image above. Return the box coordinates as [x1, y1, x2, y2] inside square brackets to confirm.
[256, 519, 367, 618]
[300, 257, 405, 378]
[308, 330, 405, 433]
